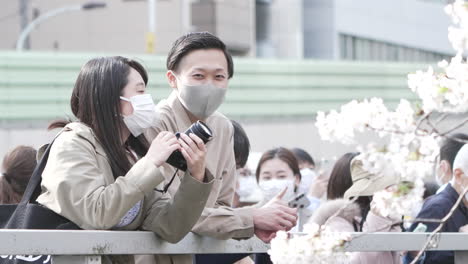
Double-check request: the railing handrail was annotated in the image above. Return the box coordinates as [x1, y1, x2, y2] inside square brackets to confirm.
[0, 230, 467, 255]
[0, 230, 268, 255]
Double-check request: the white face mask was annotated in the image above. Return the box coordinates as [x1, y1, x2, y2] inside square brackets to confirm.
[258, 179, 296, 202]
[297, 168, 317, 195]
[237, 176, 258, 199]
[120, 94, 157, 137]
[173, 73, 227, 119]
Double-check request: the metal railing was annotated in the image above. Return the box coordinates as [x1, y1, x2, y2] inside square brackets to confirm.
[1, 230, 468, 263]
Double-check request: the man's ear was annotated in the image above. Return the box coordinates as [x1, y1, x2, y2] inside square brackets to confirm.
[166, 70, 178, 89]
[440, 160, 451, 176]
[454, 168, 464, 182]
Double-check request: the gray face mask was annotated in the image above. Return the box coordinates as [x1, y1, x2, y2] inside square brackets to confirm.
[173, 74, 227, 119]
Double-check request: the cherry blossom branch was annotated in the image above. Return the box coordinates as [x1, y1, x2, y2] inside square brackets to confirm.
[415, 111, 433, 133]
[344, 186, 467, 264]
[440, 117, 468, 136]
[363, 111, 468, 143]
[339, 193, 467, 262]
[421, 116, 468, 143]
[434, 113, 449, 125]
[365, 124, 407, 135]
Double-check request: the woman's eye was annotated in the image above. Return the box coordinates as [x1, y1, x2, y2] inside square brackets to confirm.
[216, 75, 226, 79]
[193, 74, 204, 78]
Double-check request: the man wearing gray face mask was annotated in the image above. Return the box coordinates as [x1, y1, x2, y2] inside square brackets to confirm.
[143, 32, 298, 264]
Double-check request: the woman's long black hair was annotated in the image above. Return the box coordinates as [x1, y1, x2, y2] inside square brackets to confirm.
[49, 56, 150, 178]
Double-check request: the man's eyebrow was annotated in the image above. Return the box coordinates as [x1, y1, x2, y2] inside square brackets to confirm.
[191, 67, 226, 72]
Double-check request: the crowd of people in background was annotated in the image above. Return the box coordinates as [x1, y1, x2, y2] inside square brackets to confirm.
[2, 31, 468, 264]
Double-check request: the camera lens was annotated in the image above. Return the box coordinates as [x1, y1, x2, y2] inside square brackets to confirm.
[186, 120, 213, 144]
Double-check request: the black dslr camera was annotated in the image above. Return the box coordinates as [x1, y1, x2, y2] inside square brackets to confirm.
[166, 120, 213, 171]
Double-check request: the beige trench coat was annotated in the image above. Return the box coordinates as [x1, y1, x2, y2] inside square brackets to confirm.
[141, 92, 255, 264]
[37, 122, 214, 264]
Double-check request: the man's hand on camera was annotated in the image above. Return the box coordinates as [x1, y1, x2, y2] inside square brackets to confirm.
[179, 133, 206, 182]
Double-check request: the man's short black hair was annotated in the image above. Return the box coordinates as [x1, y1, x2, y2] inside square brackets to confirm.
[440, 133, 468, 169]
[231, 120, 250, 169]
[291, 148, 315, 167]
[166, 32, 234, 78]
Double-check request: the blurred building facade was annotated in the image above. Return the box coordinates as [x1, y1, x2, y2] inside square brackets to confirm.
[0, 0, 256, 56]
[0, 0, 460, 159]
[0, 0, 455, 62]
[257, 0, 454, 62]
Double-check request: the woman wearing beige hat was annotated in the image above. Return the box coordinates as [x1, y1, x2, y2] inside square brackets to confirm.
[309, 156, 402, 264]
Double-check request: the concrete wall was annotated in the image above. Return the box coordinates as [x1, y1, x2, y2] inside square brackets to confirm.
[192, 0, 256, 56]
[215, 0, 255, 56]
[256, 0, 304, 58]
[303, 0, 337, 59]
[155, 0, 186, 55]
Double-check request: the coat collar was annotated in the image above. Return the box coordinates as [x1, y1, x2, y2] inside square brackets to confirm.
[444, 183, 468, 215]
[166, 91, 193, 132]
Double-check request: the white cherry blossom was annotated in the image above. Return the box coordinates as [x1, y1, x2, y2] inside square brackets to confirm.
[270, 1, 468, 263]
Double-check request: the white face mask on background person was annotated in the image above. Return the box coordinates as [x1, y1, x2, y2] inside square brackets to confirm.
[120, 94, 157, 137]
[236, 176, 258, 199]
[258, 179, 296, 202]
[297, 168, 317, 195]
[172, 72, 227, 119]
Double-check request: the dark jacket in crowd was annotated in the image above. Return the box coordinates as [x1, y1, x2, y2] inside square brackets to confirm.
[404, 183, 468, 264]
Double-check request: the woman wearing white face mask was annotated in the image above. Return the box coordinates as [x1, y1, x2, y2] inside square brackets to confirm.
[255, 147, 314, 231]
[37, 56, 214, 264]
[253, 148, 314, 264]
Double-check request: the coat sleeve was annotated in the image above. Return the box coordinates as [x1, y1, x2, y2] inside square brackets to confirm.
[38, 131, 165, 230]
[146, 109, 255, 239]
[141, 171, 214, 243]
[191, 123, 255, 239]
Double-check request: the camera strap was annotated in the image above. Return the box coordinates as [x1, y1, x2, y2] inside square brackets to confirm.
[154, 169, 179, 194]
